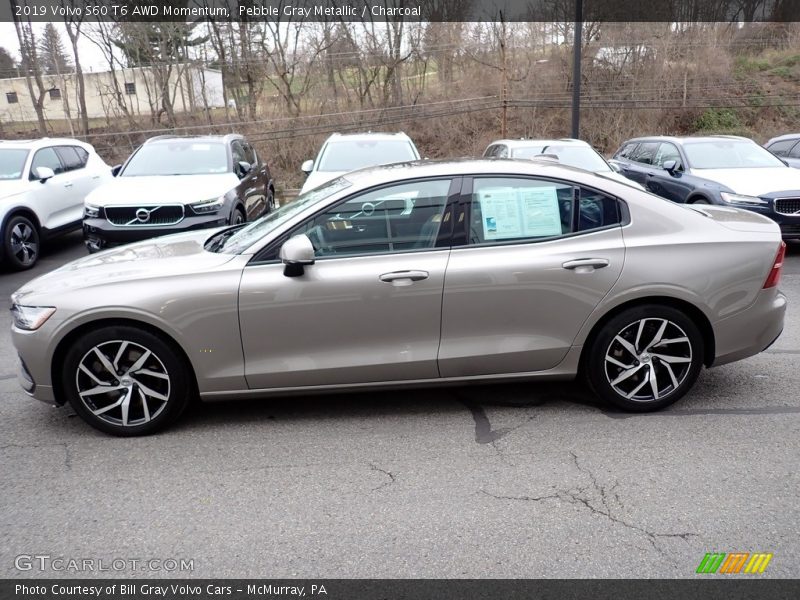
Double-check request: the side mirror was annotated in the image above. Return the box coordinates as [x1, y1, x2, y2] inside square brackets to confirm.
[280, 234, 315, 277]
[300, 159, 313, 175]
[237, 161, 252, 178]
[34, 166, 55, 182]
[662, 160, 679, 175]
[111, 164, 122, 177]
[608, 161, 622, 173]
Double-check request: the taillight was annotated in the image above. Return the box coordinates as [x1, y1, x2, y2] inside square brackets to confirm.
[763, 241, 786, 289]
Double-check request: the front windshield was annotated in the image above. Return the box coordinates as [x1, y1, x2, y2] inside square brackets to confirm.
[512, 145, 611, 172]
[122, 141, 229, 176]
[683, 140, 785, 169]
[0, 149, 30, 180]
[219, 177, 353, 254]
[317, 140, 417, 172]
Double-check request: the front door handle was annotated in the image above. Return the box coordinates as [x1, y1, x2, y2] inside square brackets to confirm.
[562, 258, 610, 270]
[64, 182, 74, 188]
[379, 270, 429, 284]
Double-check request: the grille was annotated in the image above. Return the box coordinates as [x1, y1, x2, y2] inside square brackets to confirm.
[106, 205, 184, 226]
[780, 224, 800, 235]
[774, 198, 800, 216]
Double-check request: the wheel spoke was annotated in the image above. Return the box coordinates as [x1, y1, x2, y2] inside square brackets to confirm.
[614, 335, 638, 358]
[139, 387, 151, 422]
[605, 355, 633, 370]
[136, 381, 168, 402]
[79, 363, 111, 386]
[647, 364, 660, 400]
[93, 348, 118, 378]
[80, 384, 123, 398]
[660, 360, 680, 390]
[610, 363, 644, 386]
[634, 319, 646, 353]
[127, 349, 152, 374]
[132, 368, 169, 380]
[624, 378, 649, 399]
[647, 319, 669, 350]
[652, 337, 689, 348]
[651, 353, 691, 364]
[120, 387, 133, 426]
[91, 396, 124, 416]
[113, 341, 129, 371]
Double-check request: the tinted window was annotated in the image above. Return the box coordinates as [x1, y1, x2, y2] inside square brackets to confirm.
[242, 142, 257, 165]
[299, 179, 451, 257]
[576, 188, 621, 232]
[29, 147, 63, 179]
[0, 149, 29, 180]
[231, 140, 246, 165]
[789, 144, 800, 159]
[615, 142, 638, 159]
[55, 146, 84, 172]
[122, 141, 228, 176]
[317, 140, 417, 172]
[654, 142, 682, 169]
[683, 140, 785, 169]
[629, 142, 659, 165]
[74, 146, 89, 167]
[767, 139, 797, 157]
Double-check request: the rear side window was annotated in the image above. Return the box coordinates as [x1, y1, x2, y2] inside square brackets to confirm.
[467, 177, 620, 245]
[767, 139, 797, 157]
[615, 142, 638, 159]
[29, 147, 63, 179]
[629, 142, 659, 165]
[788, 143, 800, 159]
[242, 142, 257, 165]
[54, 146, 85, 172]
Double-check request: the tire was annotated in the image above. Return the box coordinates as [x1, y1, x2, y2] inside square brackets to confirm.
[62, 326, 193, 436]
[3, 215, 40, 270]
[231, 206, 246, 226]
[585, 305, 704, 412]
[690, 198, 710, 205]
[267, 187, 276, 213]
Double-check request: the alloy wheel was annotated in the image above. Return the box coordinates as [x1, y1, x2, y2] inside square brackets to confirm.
[75, 340, 171, 427]
[604, 318, 693, 402]
[10, 222, 38, 266]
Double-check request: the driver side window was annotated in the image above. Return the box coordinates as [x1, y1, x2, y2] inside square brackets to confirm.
[298, 179, 452, 258]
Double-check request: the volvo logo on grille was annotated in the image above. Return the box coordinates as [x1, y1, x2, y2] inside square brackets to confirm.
[135, 208, 151, 223]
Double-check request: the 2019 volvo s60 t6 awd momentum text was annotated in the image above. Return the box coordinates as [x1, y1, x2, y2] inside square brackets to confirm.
[10, 159, 786, 435]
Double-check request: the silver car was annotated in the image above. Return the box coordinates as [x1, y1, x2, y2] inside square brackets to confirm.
[10, 159, 787, 436]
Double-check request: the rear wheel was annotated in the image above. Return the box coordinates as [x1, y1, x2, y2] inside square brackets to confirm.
[62, 326, 192, 436]
[585, 305, 704, 412]
[3, 215, 40, 270]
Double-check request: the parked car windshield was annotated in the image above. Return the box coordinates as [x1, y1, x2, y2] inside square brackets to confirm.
[217, 177, 353, 254]
[317, 140, 417, 172]
[683, 140, 786, 169]
[512, 145, 611, 172]
[122, 141, 229, 176]
[0, 149, 30, 180]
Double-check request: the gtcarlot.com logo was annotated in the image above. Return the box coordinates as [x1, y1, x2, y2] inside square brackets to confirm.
[14, 554, 194, 573]
[696, 552, 773, 574]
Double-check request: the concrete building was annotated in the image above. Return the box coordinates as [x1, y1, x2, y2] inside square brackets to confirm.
[0, 64, 225, 124]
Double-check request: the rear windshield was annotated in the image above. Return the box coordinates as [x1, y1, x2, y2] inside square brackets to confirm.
[317, 140, 417, 172]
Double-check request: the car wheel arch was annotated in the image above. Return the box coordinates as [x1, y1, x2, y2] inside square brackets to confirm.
[50, 317, 199, 407]
[687, 193, 713, 204]
[577, 296, 716, 375]
[3, 208, 42, 235]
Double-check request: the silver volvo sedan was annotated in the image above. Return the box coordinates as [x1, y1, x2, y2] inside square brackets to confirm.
[10, 160, 787, 436]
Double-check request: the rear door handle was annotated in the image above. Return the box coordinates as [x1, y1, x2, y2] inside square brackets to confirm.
[64, 182, 73, 188]
[562, 258, 610, 270]
[379, 270, 429, 284]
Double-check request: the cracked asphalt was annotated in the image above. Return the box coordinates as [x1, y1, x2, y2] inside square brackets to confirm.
[0, 232, 798, 578]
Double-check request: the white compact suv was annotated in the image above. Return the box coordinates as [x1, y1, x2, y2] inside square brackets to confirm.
[0, 138, 112, 270]
[299, 132, 420, 194]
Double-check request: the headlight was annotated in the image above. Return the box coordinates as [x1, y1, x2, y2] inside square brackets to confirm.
[84, 203, 101, 218]
[190, 196, 226, 214]
[720, 192, 767, 206]
[10, 305, 56, 330]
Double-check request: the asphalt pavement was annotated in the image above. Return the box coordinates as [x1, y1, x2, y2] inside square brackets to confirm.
[0, 235, 798, 579]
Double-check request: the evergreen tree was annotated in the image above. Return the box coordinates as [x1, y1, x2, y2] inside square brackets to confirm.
[0, 47, 16, 79]
[39, 23, 72, 75]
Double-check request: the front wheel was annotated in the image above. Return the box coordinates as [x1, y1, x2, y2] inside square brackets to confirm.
[230, 207, 246, 226]
[62, 326, 193, 436]
[3, 215, 40, 270]
[585, 305, 704, 412]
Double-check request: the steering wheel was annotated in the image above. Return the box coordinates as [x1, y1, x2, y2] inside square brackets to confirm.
[307, 226, 334, 255]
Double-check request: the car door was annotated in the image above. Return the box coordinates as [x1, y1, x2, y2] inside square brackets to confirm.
[26, 146, 81, 230]
[231, 139, 267, 220]
[54, 146, 94, 224]
[438, 176, 625, 377]
[647, 142, 694, 203]
[238, 177, 458, 390]
[623, 142, 660, 188]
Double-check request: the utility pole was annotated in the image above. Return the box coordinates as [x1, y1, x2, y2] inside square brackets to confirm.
[571, 0, 583, 138]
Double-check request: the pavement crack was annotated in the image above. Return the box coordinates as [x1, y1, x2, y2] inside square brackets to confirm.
[368, 462, 396, 492]
[480, 489, 560, 502]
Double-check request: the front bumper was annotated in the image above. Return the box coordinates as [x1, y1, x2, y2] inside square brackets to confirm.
[83, 213, 229, 251]
[737, 201, 800, 240]
[712, 288, 787, 367]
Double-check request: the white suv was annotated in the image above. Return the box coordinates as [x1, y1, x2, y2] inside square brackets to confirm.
[300, 132, 420, 194]
[0, 138, 112, 270]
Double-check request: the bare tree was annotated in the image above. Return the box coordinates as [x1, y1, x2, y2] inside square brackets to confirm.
[11, 0, 47, 134]
[61, 0, 89, 134]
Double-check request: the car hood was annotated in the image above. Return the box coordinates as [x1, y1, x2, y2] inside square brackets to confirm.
[86, 173, 240, 206]
[12, 229, 237, 302]
[300, 171, 345, 194]
[689, 167, 800, 196]
[0, 180, 30, 201]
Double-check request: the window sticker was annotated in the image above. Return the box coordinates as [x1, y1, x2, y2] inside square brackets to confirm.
[478, 186, 562, 240]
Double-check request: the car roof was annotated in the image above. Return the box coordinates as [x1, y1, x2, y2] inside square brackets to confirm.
[0, 137, 93, 150]
[143, 134, 241, 145]
[323, 132, 414, 143]
[766, 133, 800, 145]
[489, 138, 590, 148]
[622, 134, 754, 146]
